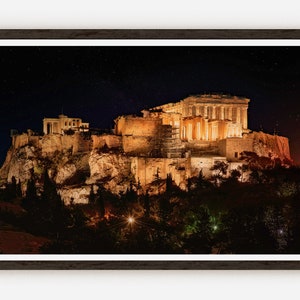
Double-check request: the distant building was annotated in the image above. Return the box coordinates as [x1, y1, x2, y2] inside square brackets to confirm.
[43, 114, 89, 135]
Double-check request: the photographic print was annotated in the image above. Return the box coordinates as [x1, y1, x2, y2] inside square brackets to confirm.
[0, 30, 300, 269]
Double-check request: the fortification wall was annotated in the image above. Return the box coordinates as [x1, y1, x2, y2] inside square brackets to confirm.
[12, 134, 40, 149]
[92, 135, 121, 150]
[218, 132, 291, 162]
[116, 116, 161, 136]
[12, 132, 122, 155]
[218, 137, 254, 161]
[122, 136, 155, 155]
[71, 134, 90, 153]
[12, 134, 28, 148]
[13, 133, 91, 156]
[115, 116, 162, 155]
[41, 134, 91, 155]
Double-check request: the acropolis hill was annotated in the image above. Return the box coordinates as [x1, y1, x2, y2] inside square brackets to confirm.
[0, 93, 292, 204]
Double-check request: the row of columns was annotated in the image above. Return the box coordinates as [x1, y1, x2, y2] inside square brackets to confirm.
[186, 105, 248, 129]
[182, 120, 243, 142]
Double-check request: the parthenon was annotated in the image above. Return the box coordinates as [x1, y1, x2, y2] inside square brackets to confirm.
[2, 92, 291, 202]
[114, 93, 254, 160]
[151, 94, 250, 141]
[38, 93, 290, 169]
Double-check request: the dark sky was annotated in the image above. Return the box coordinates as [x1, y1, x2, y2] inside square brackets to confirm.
[0, 46, 300, 163]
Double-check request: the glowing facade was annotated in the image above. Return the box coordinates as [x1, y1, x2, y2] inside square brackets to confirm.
[43, 114, 89, 135]
[151, 94, 250, 141]
[114, 93, 251, 159]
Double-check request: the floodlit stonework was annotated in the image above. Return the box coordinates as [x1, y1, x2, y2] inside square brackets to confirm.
[114, 93, 288, 162]
[0, 93, 292, 203]
[152, 94, 250, 140]
[43, 114, 89, 135]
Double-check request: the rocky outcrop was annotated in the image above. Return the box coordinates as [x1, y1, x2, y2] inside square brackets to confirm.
[250, 131, 291, 162]
[0, 145, 41, 186]
[58, 185, 91, 205]
[87, 151, 133, 195]
[0, 129, 293, 205]
[55, 163, 77, 185]
[0, 136, 134, 204]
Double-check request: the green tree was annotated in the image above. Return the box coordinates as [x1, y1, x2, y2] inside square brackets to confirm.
[181, 206, 212, 253]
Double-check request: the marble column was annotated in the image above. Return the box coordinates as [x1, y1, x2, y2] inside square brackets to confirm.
[204, 106, 208, 118]
[196, 122, 201, 140]
[242, 107, 248, 129]
[228, 106, 232, 120]
[197, 106, 201, 116]
[204, 119, 209, 140]
[187, 123, 193, 140]
[236, 107, 241, 123]
[43, 121, 47, 135]
[220, 106, 224, 120]
[212, 106, 216, 119]
[182, 126, 186, 139]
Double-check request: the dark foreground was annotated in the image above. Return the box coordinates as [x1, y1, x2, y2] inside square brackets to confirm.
[1, 165, 300, 254]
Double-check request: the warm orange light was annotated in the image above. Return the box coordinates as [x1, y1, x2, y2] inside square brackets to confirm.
[127, 216, 135, 224]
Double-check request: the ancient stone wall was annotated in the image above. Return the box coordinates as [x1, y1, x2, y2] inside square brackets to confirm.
[91, 135, 122, 150]
[218, 132, 291, 162]
[12, 134, 41, 150]
[12, 134, 30, 149]
[218, 136, 254, 161]
[115, 116, 161, 136]
[115, 116, 162, 155]
[122, 136, 156, 155]
[12, 132, 92, 156]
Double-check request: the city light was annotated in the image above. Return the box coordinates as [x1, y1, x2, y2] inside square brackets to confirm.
[127, 216, 135, 224]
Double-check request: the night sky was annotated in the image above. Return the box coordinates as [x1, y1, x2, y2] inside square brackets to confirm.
[0, 46, 299, 163]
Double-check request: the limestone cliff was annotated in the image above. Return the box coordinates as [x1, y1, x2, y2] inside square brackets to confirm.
[0, 133, 132, 205]
[0, 129, 292, 205]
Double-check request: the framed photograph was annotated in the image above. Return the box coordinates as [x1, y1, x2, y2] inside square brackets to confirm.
[1, 30, 300, 269]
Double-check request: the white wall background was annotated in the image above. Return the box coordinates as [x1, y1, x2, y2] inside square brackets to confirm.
[0, 1, 300, 299]
[0, 0, 299, 29]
